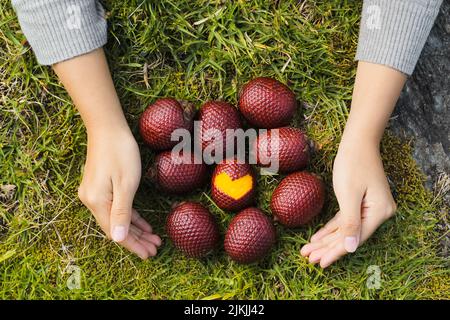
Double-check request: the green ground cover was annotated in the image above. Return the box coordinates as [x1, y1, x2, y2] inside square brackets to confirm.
[0, 0, 448, 299]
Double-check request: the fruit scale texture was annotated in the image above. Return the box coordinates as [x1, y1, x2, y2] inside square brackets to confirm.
[224, 207, 276, 264]
[254, 127, 310, 173]
[139, 98, 194, 150]
[271, 171, 325, 228]
[152, 151, 207, 194]
[166, 202, 220, 258]
[196, 101, 242, 155]
[239, 77, 297, 128]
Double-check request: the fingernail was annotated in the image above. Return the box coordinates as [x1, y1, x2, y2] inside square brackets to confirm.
[300, 245, 309, 256]
[112, 225, 126, 242]
[344, 236, 359, 253]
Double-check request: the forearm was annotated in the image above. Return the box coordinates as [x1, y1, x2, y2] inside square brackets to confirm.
[340, 61, 406, 149]
[348, 0, 442, 151]
[52, 48, 131, 137]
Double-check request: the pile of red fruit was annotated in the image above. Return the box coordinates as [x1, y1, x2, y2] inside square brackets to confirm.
[139, 77, 325, 264]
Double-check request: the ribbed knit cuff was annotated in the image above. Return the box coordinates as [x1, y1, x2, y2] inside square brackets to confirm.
[12, 0, 107, 65]
[356, 0, 442, 75]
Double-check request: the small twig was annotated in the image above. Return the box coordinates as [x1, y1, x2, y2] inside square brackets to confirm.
[193, 7, 225, 26]
[281, 53, 292, 73]
[303, 101, 319, 121]
[143, 62, 149, 89]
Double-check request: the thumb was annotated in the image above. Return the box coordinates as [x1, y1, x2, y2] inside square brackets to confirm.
[110, 185, 134, 243]
[338, 191, 364, 253]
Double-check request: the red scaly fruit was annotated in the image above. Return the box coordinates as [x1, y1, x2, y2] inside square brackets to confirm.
[139, 98, 195, 150]
[253, 127, 311, 173]
[238, 77, 297, 128]
[211, 158, 256, 211]
[195, 101, 242, 156]
[167, 202, 220, 258]
[224, 207, 276, 264]
[270, 171, 325, 228]
[149, 151, 208, 194]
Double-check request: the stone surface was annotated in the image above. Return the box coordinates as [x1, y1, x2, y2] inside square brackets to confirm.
[389, 0, 450, 204]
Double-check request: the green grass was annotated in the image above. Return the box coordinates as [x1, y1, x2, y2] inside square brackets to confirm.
[0, 0, 448, 299]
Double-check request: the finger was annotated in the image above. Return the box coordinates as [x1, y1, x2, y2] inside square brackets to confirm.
[310, 213, 340, 243]
[140, 232, 162, 247]
[130, 225, 158, 257]
[81, 191, 150, 259]
[121, 233, 150, 260]
[318, 206, 391, 269]
[131, 209, 153, 233]
[138, 237, 158, 256]
[337, 190, 364, 253]
[130, 224, 161, 247]
[360, 206, 390, 244]
[145, 243, 157, 256]
[78, 186, 111, 237]
[301, 232, 338, 257]
[82, 197, 113, 239]
[110, 183, 135, 243]
[309, 245, 333, 264]
[319, 224, 369, 268]
[319, 240, 346, 269]
[88, 208, 111, 238]
[301, 242, 324, 257]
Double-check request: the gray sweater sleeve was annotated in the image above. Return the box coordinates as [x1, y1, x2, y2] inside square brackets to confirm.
[13, 0, 442, 73]
[356, 0, 442, 75]
[12, 0, 107, 65]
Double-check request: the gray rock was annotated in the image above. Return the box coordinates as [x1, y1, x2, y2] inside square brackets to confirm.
[389, 0, 450, 204]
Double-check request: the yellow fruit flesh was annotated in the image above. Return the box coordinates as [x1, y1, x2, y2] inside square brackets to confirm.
[214, 173, 253, 200]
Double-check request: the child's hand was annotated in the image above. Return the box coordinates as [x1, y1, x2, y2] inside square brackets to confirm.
[77, 129, 162, 259]
[299, 62, 405, 268]
[52, 49, 162, 259]
[300, 140, 396, 268]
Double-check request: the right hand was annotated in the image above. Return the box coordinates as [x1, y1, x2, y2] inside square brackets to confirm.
[78, 128, 161, 259]
[300, 139, 396, 268]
